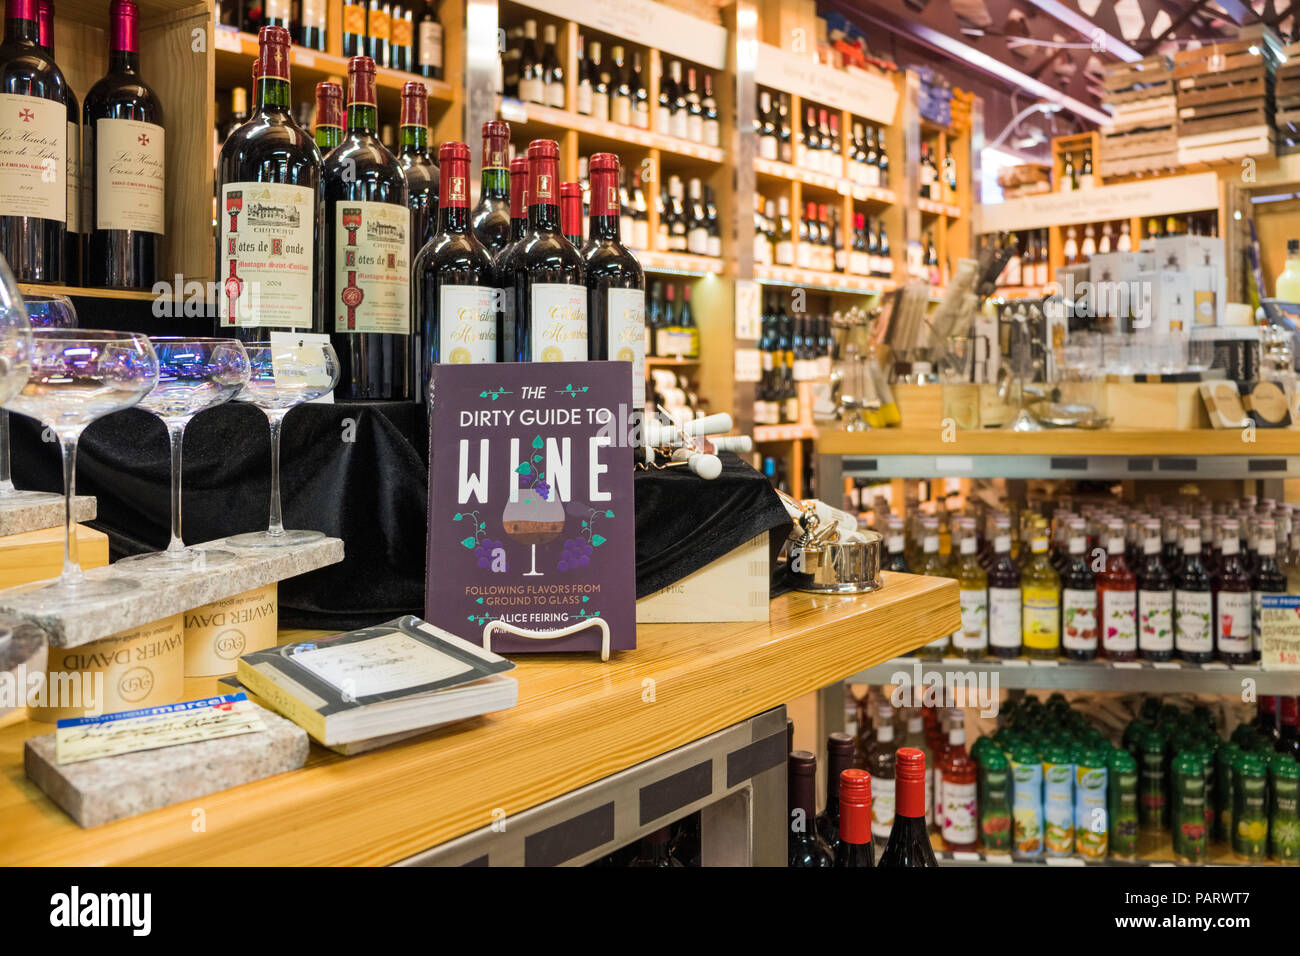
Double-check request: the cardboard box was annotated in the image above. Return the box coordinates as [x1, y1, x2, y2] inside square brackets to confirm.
[636, 533, 770, 623]
[1136, 270, 1194, 334]
[1088, 251, 1154, 285]
[1150, 236, 1226, 324]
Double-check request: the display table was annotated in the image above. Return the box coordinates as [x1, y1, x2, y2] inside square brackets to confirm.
[0, 573, 957, 866]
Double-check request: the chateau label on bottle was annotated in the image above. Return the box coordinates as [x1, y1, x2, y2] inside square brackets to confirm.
[607, 287, 645, 406]
[1138, 589, 1174, 652]
[66, 120, 79, 233]
[419, 21, 443, 68]
[219, 182, 316, 328]
[333, 200, 411, 334]
[0, 93, 66, 221]
[93, 117, 164, 233]
[1215, 591, 1252, 657]
[1173, 590, 1212, 656]
[343, 2, 366, 34]
[439, 285, 496, 363]
[529, 283, 587, 361]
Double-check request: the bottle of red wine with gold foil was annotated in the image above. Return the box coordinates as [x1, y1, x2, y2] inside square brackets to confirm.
[471, 120, 510, 254]
[493, 154, 528, 362]
[397, 80, 436, 256]
[37, 0, 78, 285]
[877, 747, 938, 867]
[325, 55, 411, 399]
[834, 768, 875, 867]
[84, 0, 163, 290]
[513, 138, 586, 362]
[0, 0, 69, 283]
[413, 140, 495, 395]
[217, 25, 324, 338]
[582, 152, 644, 415]
[788, 750, 834, 867]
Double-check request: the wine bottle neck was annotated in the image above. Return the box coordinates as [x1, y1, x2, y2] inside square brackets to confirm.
[256, 77, 292, 111]
[400, 123, 427, 152]
[438, 206, 469, 232]
[480, 166, 508, 199]
[316, 127, 342, 151]
[529, 203, 561, 233]
[5, 14, 39, 45]
[347, 104, 378, 134]
[108, 50, 140, 73]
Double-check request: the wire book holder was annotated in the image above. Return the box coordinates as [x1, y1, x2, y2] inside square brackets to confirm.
[482, 617, 612, 662]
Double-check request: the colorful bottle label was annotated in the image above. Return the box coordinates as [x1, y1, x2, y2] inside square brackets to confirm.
[1109, 769, 1139, 856]
[1022, 586, 1060, 650]
[956, 588, 988, 650]
[529, 283, 588, 361]
[1043, 761, 1075, 856]
[1011, 759, 1044, 857]
[871, 775, 895, 841]
[1174, 768, 1207, 863]
[1270, 772, 1299, 863]
[1062, 588, 1098, 650]
[1074, 765, 1108, 859]
[606, 287, 646, 407]
[979, 766, 1012, 852]
[1215, 590, 1252, 655]
[438, 285, 496, 363]
[1100, 589, 1137, 653]
[94, 118, 165, 234]
[988, 586, 1021, 650]
[1138, 589, 1173, 652]
[0, 93, 66, 222]
[940, 778, 977, 846]
[220, 182, 316, 329]
[1174, 589, 1213, 655]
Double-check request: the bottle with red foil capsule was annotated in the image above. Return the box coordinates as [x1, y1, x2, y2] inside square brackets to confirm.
[938, 710, 977, 851]
[834, 768, 875, 867]
[1213, 518, 1253, 665]
[37, 0, 80, 285]
[397, 81, 437, 255]
[313, 80, 343, 153]
[325, 55, 412, 399]
[559, 180, 582, 246]
[216, 25, 324, 338]
[512, 138, 587, 362]
[491, 154, 529, 362]
[878, 747, 939, 867]
[470, 120, 511, 254]
[1098, 518, 1137, 661]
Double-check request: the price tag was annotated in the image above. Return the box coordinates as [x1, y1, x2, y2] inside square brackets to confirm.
[952, 851, 982, 862]
[1045, 856, 1085, 866]
[1029, 659, 1059, 667]
[983, 853, 1014, 865]
[1111, 661, 1143, 669]
[1153, 661, 1182, 669]
[1199, 661, 1229, 670]
[999, 659, 1029, 667]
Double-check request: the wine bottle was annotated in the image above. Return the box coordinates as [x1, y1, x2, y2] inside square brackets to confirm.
[492, 154, 528, 362]
[1252, 518, 1286, 663]
[217, 25, 324, 338]
[299, 0, 327, 51]
[83, 0, 163, 290]
[787, 750, 834, 867]
[1060, 517, 1098, 661]
[540, 23, 563, 109]
[262, 0, 291, 30]
[470, 119, 510, 254]
[366, 0, 390, 68]
[627, 827, 682, 867]
[313, 80, 342, 152]
[1174, 518, 1213, 663]
[834, 768, 875, 867]
[416, 0, 443, 80]
[0, 0, 68, 283]
[37, 0, 78, 285]
[389, 2, 413, 74]
[877, 747, 939, 867]
[325, 55, 411, 399]
[397, 80, 437, 255]
[938, 712, 976, 851]
[1097, 518, 1137, 661]
[817, 731, 857, 852]
[512, 138, 586, 362]
[560, 180, 581, 246]
[342, 0, 366, 57]
[413, 139, 495, 395]
[1137, 519, 1174, 662]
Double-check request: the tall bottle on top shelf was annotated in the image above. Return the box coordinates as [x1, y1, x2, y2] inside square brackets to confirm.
[397, 81, 437, 255]
[581, 152, 645, 414]
[217, 25, 325, 338]
[299, 0, 327, 51]
[493, 154, 528, 362]
[512, 138, 586, 362]
[84, 0, 163, 290]
[470, 120, 511, 255]
[325, 55, 411, 400]
[416, 1, 443, 80]
[36, 0, 79, 286]
[314, 80, 343, 153]
[0, 0, 69, 283]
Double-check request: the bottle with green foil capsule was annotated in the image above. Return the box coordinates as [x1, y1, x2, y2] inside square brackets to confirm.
[1042, 743, 1075, 856]
[1215, 742, 1239, 843]
[1021, 523, 1062, 659]
[1269, 754, 1299, 864]
[1138, 730, 1167, 830]
[978, 746, 1013, 852]
[953, 517, 989, 658]
[314, 81, 343, 152]
[1173, 752, 1207, 863]
[1011, 743, 1044, 859]
[1233, 750, 1268, 860]
[915, 516, 952, 658]
[1107, 748, 1139, 858]
[1074, 747, 1108, 860]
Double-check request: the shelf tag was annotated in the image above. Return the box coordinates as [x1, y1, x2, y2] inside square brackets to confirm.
[951, 851, 982, 862]
[1152, 661, 1182, 669]
[1000, 659, 1029, 667]
[1045, 856, 1086, 866]
[982, 853, 1014, 864]
[1029, 659, 1059, 667]
[934, 456, 973, 472]
[1199, 662, 1229, 670]
[1111, 661, 1143, 669]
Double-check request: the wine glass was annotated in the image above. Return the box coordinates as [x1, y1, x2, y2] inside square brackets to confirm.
[0, 293, 76, 506]
[2, 330, 158, 604]
[116, 338, 251, 573]
[227, 341, 339, 548]
[502, 477, 566, 577]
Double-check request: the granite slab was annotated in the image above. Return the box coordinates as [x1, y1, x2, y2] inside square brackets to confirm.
[0, 495, 95, 537]
[0, 536, 344, 648]
[25, 705, 309, 828]
[0, 619, 47, 719]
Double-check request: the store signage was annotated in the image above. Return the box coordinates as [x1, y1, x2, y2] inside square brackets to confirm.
[427, 362, 637, 655]
[975, 172, 1221, 233]
[755, 43, 899, 125]
[511, 0, 728, 71]
[1260, 595, 1300, 671]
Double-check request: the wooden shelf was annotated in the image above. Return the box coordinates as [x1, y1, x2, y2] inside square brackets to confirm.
[992, 285, 1052, 299]
[646, 357, 700, 367]
[754, 264, 896, 295]
[0, 577, 957, 865]
[496, 98, 725, 164]
[754, 423, 818, 442]
[754, 158, 896, 205]
[817, 427, 1300, 457]
[18, 283, 156, 303]
[918, 196, 962, 218]
[637, 250, 725, 275]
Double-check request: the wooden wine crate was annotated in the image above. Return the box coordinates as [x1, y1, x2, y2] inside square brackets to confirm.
[1099, 121, 1179, 177]
[1176, 66, 1270, 109]
[1109, 94, 1177, 126]
[1177, 124, 1275, 165]
[1102, 55, 1172, 98]
[1178, 102, 1271, 138]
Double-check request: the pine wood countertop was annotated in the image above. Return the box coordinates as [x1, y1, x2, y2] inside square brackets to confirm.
[0, 574, 957, 866]
[817, 428, 1300, 457]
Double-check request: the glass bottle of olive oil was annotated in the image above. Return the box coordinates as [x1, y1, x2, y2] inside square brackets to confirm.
[953, 516, 989, 660]
[1021, 519, 1062, 659]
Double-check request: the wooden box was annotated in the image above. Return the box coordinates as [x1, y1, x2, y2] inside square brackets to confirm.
[636, 533, 770, 624]
[1104, 382, 1208, 431]
[894, 383, 944, 430]
[0, 525, 108, 592]
[1103, 55, 1173, 106]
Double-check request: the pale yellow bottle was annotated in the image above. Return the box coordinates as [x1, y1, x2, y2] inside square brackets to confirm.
[1277, 239, 1300, 303]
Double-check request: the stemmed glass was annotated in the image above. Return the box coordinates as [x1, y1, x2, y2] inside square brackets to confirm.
[0, 257, 32, 648]
[3, 330, 158, 604]
[116, 338, 251, 573]
[0, 294, 74, 506]
[227, 341, 339, 548]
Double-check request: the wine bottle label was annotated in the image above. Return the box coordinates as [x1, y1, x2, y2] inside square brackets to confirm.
[1252, 590, 1263, 654]
[871, 776, 895, 840]
[988, 586, 1020, 649]
[956, 588, 988, 649]
[530, 283, 587, 361]
[343, 4, 366, 34]
[1138, 589, 1174, 652]
[1215, 590, 1252, 655]
[94, 118, 165, 234]
[369, 8, 390, 40]
[1100, 589, 1137, 652]
[302, 0, 327, 28]
[219, 182, 316, 329]
[1022, 586, 1060, 649]
[418, 23, 443, 67]
[634, 100, 649, 129]
[611, 96, 631, 127]
[576, 84, 592, 116]
[518, 77, 544, 105]
[0, 93, 66, 223]
[333, 200, 411, 335]
[391, 17, 413, 47]
[707, 233, 721, 258]
[704, 118, 720, 147]
[438, 285, 496, 363]
[1173, 589, 1212, 653]
[546, 82, 565, 110]
[607, 287, 645, 407]
[1062, 587, 1098, 650]
[940, 779, 977, 844]
[592, 91, 609, 122]
[66, 120, 79, 234]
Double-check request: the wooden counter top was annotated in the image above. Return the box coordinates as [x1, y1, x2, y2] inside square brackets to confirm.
[816, 428, 1300, 457]
[0, 573, 957, 866]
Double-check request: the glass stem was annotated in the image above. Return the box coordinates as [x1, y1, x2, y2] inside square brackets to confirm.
[266, 410, 287, 537]
[58, 430, 81, 581]
[0, 410, 14, 494]
[166, 420, 187, 553]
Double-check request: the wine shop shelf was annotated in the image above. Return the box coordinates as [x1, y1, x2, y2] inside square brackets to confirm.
[754, 264, 896, 295]
[496, 98, 725, 164]
[917, 196, 962, 218]
[931, 833, 1272, 867]
[753, 157, 896, 204]
[646, 357, 700, 367]
[847, 655, 1300, 695]
[637, 250, 724, 276]
[18, 283, 157, 304]
[991, 285, 1052, 299]
[754, 424, 818, 443]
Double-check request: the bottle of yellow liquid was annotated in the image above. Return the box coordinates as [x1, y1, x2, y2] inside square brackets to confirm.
[1277, 239, 1300, 303]
[1021, 521, 1061, 659]
[916, 515, 952, 659]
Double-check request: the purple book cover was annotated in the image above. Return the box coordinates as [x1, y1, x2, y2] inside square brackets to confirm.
[426, 361, 637, 654]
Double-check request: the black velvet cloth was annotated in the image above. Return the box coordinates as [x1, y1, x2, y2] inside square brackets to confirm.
[10, 402, 791, 630]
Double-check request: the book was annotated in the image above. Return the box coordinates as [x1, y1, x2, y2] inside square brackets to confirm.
[236, 615, 518, 746]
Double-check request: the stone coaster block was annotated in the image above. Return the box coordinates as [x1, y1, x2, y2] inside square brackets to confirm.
[24, 706, 309, 828]
[0, 536, 343, 648]
[0, 495, 95, 537]
[0, 620, 47, 719]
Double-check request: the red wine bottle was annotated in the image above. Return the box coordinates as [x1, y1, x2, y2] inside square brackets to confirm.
[492, 153, 528, 362]
[397, 80, 437, 256]
[1060, 517, 1098, 661]
[415, 0, 443, 80]
[834, 768, 875, 867]
[512, 138, 586, 362]
[560, 180, 582, 246]
[877, 747, 938, 867]
[299, 0, 327, 51]
[413, 140, 495, 394]
[817, 731, 857, 851]
[787, 750, 834, 867]
[1097, 519, 1137, 661]
[581, 152, 645, 414]
[1214, 518, 1253, 665]
[0, 0, 69, 283]
[325, 55, 412, 399]
[83, 0, 163, 290]
[313, 80, 342, 153]
[216, 25, 324, 338]
[470, 120, 511, 254]
[37, 0, 78, 285]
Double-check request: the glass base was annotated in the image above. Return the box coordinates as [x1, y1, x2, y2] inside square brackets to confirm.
[10, 574, 140, 609]
[226, 528, 325, 549]
[116, 548, 240, 573]
[0, 489, 64, 507]
[1005, 409, 1045, 432]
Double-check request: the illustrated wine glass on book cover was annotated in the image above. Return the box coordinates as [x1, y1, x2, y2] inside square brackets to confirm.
[0, 292, 72, 507]
[116, 338, 251, 573]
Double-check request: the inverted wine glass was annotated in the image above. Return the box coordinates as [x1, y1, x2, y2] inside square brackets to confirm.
[227, 341, 339, 549]
[117, 338, 251, 573]
[3, 330, 158, 604]
[0, 293, 75, 506]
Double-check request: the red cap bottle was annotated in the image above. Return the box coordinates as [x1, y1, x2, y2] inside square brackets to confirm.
[258, 25, 293, 82]
[895, 746, 928, 819]
[838, 768, 873, 845]
[560, 181, 583, 246]
[481, 120, 509, 170]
